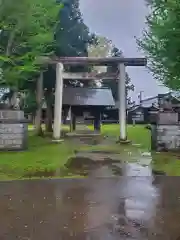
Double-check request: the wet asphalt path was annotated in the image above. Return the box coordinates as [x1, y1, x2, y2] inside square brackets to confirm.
[0, 176, 180, 240]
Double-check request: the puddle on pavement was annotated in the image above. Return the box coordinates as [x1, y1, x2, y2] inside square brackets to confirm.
[7, 151, 176, 239]
[1, 178, 180, 239]
[23, 151, 166, 178]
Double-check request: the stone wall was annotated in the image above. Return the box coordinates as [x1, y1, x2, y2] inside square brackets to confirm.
[155, 125, 180, 151]
[157, 112, 178, 125]
[151, 112, 180, 151]
[0, 110, 24, 120]
[0, 110, 28, 151]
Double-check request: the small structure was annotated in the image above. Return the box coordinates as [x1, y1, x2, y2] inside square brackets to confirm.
[127, 95, 159, 124]
[101, 103, 119, 123]
[158, 93, 180, 117]
[151, 96, 180, 151]
[0, 110, 29, 151]
[127, 103, 158, 124]
[101, 101, 134, 123]
[62, 87, 115, 132]
[128, 105, 145, 124]
[127, 92, 180, 125]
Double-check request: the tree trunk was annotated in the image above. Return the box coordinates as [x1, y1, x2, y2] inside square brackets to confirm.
[45, 90, 53, 132]
[10, 91, 18, 109]
[34, 72, 43, 136]
[6, 30, 16, 55]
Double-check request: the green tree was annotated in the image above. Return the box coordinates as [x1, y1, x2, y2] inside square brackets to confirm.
[88, 36, 113, 80]
[55, 0, 96, 81]
[103, 46, 134, 102]
[89, 35, 134, 101]
[0, 0, 62, 87]
[137, 0, 180, 90]
[0, 0, 63, 135]
[55, 0, 95, 57]
[43, 0, 97, 130]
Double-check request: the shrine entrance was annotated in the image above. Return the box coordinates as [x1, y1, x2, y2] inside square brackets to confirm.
[41, 56, 147, 142]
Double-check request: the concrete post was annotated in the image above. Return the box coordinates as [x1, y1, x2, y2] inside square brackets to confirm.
[53, 63, 64, 140]
[69, 106, 72, 132]
[72, 114, 76, 131]
[94, 112, 101, 132]
[118, 63, 127, 141]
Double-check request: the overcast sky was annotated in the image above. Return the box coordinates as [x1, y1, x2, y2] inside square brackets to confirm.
[80, 0, 168, 102]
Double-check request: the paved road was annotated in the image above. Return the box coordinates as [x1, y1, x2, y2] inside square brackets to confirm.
[0, 176, 179, 240]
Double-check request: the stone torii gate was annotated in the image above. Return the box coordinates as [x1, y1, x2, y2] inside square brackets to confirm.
[46, 56, 147, 142]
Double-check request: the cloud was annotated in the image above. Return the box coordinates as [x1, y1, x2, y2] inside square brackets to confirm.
[80, 0, 168, 101]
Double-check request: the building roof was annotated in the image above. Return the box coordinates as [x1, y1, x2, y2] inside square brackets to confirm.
[132, 91, 180, 109]
[128, 105, 141, 112]
[140, 92, 180, 108]
[141, 96, 158, 108]
[114, 101, 134, 109]
[62, 87, 115, 106]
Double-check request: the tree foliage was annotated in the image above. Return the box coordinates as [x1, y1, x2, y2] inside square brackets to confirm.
[0, 0, 63, 88]
[56, 0, 95, 57]
[44, 0, 97, 89]
[89, 35, 134, 101]
[103, 47, 134, 101]
[88, 36, 113, 75]
[42, 0, 97, 128]
[137, 0, 180, 90]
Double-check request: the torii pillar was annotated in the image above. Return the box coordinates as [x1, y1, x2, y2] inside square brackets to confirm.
[53, 62, 64, 140]
[118, 63, 127, 141]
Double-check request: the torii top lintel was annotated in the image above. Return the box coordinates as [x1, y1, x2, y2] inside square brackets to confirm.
[50, 56, 147, 67]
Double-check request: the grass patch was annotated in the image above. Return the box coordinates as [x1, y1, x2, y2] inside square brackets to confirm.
[2, 123, 180, 178]
[0, 124, 151, 180]
[89, 124, 151, 150]
[95, 125, 180, 176]
[152, 152, 180, 176]
[0, 132, 76, 180]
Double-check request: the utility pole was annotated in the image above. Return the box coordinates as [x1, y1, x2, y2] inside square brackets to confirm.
[138, 91, 144, 105]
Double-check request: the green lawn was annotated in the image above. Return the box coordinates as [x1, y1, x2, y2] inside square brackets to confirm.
[151, 152, 180, 176]
[0, 124, 149, 180]
[0, 133, 76, 180]
[101, 124, 151, 150]
[0, 124, 180, 179]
